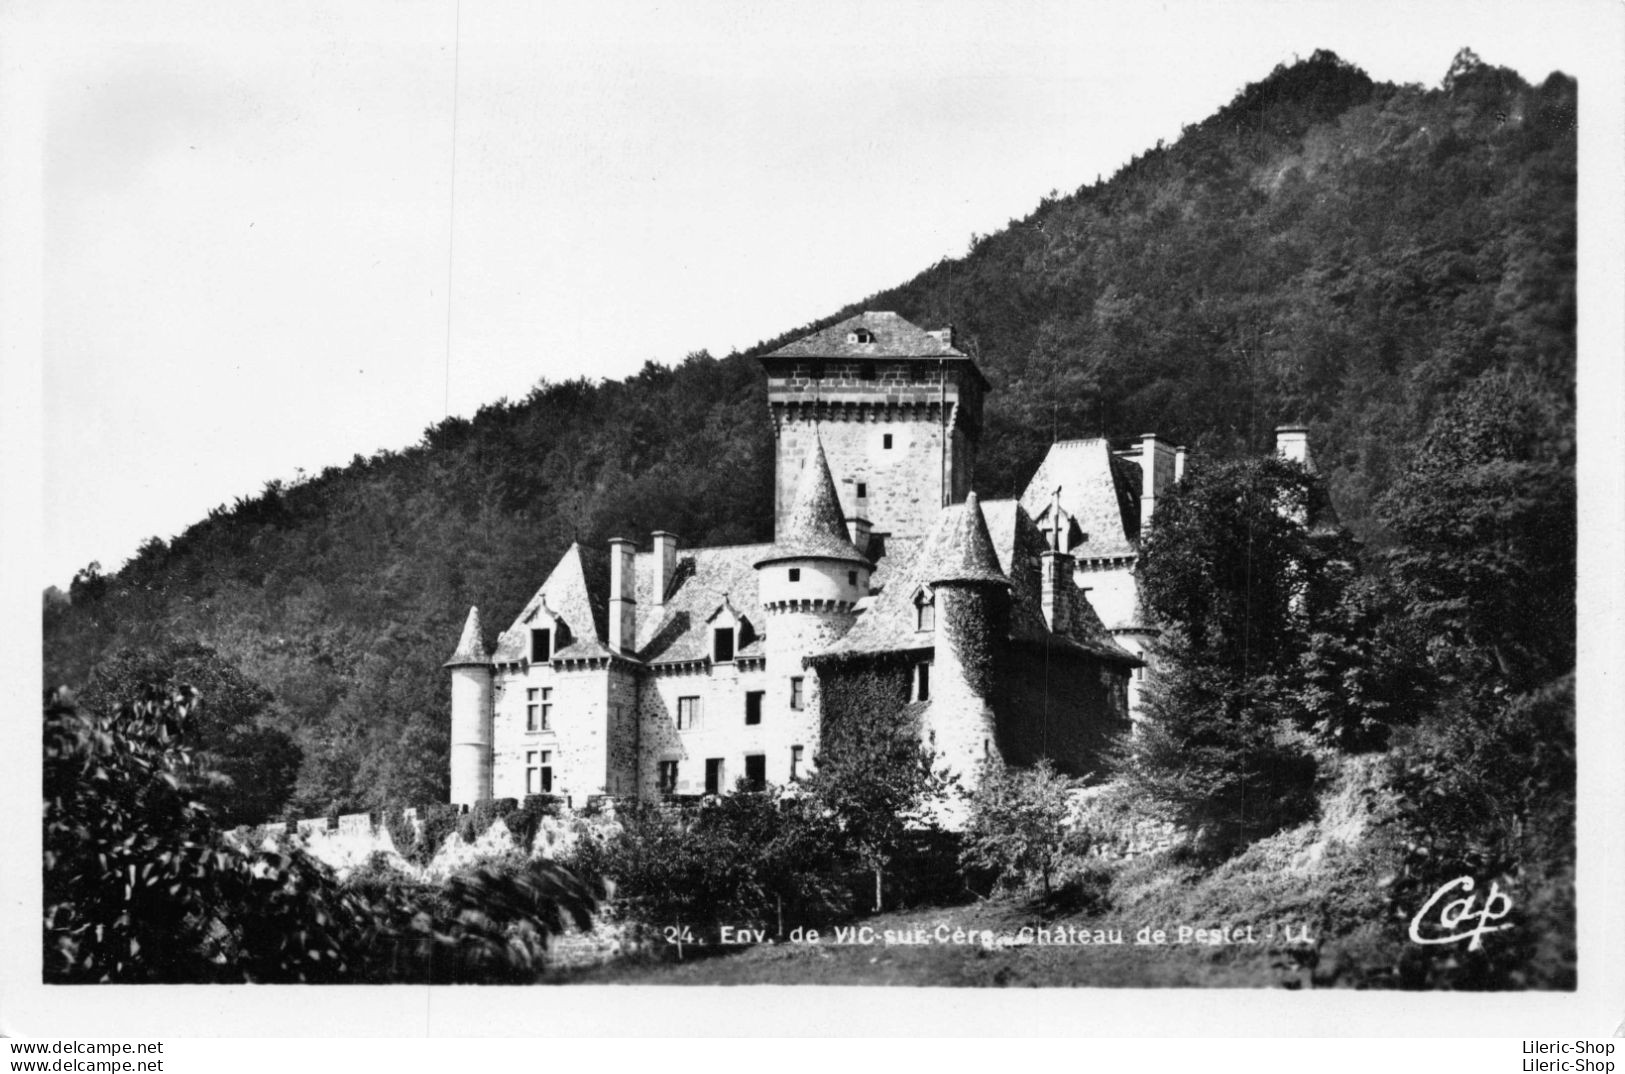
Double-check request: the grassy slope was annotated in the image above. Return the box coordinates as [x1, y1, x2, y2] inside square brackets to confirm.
[557, 758, 1400, 988]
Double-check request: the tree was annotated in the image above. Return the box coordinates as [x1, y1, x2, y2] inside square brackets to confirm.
[571, 787, 841, 946]
[43, 686, 598, 983]
[959, 758, 1074, 899]
[1116, 455, 1351, 848]
[1113, 634, 1319, 849]
[79, 642, 301, 826]
[804, 715, 955, 913]
[1378, 372, 1575, 692]
[1138, 454, 1354, 677]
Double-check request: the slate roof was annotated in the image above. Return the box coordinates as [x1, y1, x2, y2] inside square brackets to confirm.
[491, 543, 616, 664]
[489, 535, 776, 668]
[766, 311, 967, 360]
[813, 498, 1136, 666]
[922, 493, 1010, 588]
[756, 438, 870, 568]
[1306, 483, 1343, 537]
[632, 544, 772, 666]
[980, 500, 1136, 663]
[444, 606, 491, 667]
[1021, 439, 1143, 559]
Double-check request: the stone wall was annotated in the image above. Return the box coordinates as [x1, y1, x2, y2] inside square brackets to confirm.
[994, 647, 1129, 778]
[766, 358, 983, 543]
[492, 660, 614, 802]
[1066, 787, 1183, 861]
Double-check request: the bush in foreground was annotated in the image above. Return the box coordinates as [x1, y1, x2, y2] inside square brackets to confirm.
[43, 686, 598, 983]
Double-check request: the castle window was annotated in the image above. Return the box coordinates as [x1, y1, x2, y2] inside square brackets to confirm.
[915, 590, 935, 632]
[526, 751, 553, 795]
[745, 690, 764, 725]
[789, 677, 804, 710]
[848, 570, 858, 586]
[705, 758, 725, 796]
[677, 695, 702, 731]
[856, 482, 867, 499]
[788, 568, 801, 583]
[744, 754, 766, 791]
[790, 744, 805, 781]
[713, 627, 735, 663]
[526, 687, 552, 731]
[658, 760, 678, 795]
[914, 661, 931, 702]
[883, 434, 893, 449]
[530, 628, 551, 663]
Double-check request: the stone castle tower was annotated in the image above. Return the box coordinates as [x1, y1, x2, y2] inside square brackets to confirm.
[754, 438, 874, 757]
[445, 606, 494, 804]
[918, 492, 1011, 775]
[761, 311, 986, 542]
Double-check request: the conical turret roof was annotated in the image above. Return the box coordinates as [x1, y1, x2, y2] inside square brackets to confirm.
[755, 438, 870, 568]
[444, 606, 492, 667]
[923, 493, 1010, 588]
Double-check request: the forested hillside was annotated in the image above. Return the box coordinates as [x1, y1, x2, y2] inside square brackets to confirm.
[44, 49, 1576, 817]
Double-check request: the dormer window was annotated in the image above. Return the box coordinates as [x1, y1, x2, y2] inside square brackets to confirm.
[914, 589, 936, 632]
[856, 482, 867, 499]
[847, 328, 875, 344]
[713, 626, 735, 663]
[530, 627, 552, 662]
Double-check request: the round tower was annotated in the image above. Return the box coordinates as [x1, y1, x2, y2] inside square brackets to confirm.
[921, 492, 1011, 783]
[445, 605, 493, 806]
[755, 438, 873, 748]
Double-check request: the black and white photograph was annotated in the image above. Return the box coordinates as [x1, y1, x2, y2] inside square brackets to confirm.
[4, 0, 1622, 1047]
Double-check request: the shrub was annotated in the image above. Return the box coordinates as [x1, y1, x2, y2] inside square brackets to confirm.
[960, 759, 1074, 899]
[504, 794, 565, 852]
[408, 803, 460, 866]
[565, 789, 844, 945]
[383, 807, 417, 857]
[1383, 676, 1574, 989]
[43, 688, 599, 983]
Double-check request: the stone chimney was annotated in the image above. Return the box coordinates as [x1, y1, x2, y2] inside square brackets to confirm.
[847, 516, 872, 555]
[1040, 549, 1074, 635]
[1275, 425, 1314, 472]
[609, 537, 636, 654]
[652, 531, 679, 607]
[1138, 433, 1177, 532]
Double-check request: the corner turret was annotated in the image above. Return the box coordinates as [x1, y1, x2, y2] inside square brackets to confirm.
[755, 437, 873, 610]
[920, 493, 1011, 778]
[445, 606, 494, 805]
[755, 438, 873, 762]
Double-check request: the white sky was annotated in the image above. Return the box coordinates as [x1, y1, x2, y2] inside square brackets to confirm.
[4, 0, 1614, 588]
